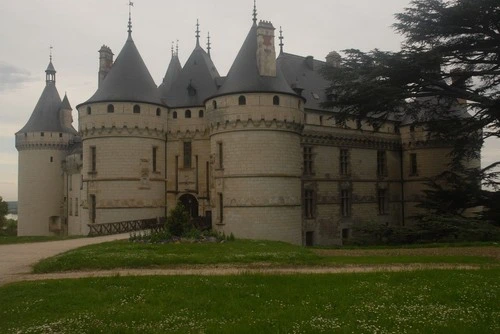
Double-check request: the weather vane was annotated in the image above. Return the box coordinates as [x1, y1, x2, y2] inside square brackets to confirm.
[128, 1, 134, 34]
[49, 45, 53, 62]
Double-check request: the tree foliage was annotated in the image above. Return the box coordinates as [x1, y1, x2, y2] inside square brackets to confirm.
[0, 196, 8, 226]
[321, 0, 499, 182]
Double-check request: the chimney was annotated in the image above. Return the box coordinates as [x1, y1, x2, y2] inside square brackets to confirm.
[98, 45, 114, 87]
[305, 56, 314, 70]
[326, 51, 341, 68]
[256, 21, 276, 77]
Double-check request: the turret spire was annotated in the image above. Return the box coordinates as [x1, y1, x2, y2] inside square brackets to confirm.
[46, 46, 56, 84]
[127, 1, 134, 37]
[207, 32, 211, 58]
[195, 19, 200, 47]
[171, 41, 174, 57]
[253, 0, 257, 25]
[279, 26, 284, 54]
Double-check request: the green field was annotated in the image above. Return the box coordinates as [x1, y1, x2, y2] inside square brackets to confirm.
[33, 239, 499, 273]
[1, 269, 499, 333]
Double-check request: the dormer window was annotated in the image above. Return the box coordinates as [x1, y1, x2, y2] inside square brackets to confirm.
[133, 105, 141, 114]
[107, 104, 114, 113]
[185, 110, 191, 118]
[238, 95, 246, 105]
[273, 95, 280, 105]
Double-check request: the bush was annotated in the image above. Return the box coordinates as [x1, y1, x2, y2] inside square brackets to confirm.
[0, 219, 17, 236]
[166, 203, 192, 237]
[347, 215, 500, 246]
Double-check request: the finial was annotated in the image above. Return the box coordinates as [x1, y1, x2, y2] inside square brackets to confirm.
[195, 19, 200, 46]
[176, 39, 179, 56]
[49, 45, 53, 62]
[253, 0, 257, 25]
[171, 41, 174, 57]
[279, 26, 284, 54]
[207, 32, 211, 58]
[127, 1, 134, 36]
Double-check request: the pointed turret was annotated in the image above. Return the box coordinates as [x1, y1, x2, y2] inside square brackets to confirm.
[17, 60, 76, 134]
[79, 25, 162, 106]
[164, 21, 220, 107]
[215, 18, 295, 97]
[158, 48, 182, 100]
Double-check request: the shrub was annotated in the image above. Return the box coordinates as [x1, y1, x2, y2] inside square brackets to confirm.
[166, 203, 192, 237]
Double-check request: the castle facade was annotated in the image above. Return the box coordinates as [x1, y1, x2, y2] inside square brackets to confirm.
[15, 8, 468, 245]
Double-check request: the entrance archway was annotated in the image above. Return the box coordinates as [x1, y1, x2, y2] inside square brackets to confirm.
[178, 194, 199, 218]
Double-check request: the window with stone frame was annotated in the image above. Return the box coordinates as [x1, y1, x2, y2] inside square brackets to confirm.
[377, 189, 388, 215]
[217, 142, 223, 169]
[183, 142, 192, 168]
[75, 197, 79, 216]
[303, 146, 313, 175]
[377, 150, 387, 177]
[69, 198, 73, 216]
[152, 146, 158, 172]
[90, 146, 96, 173]
[341, 189, 351, 217]
[340, 149, 350, 176]
[304, 189, 315, 219]
[219, 193, 224, 223]
[410, 153, 418, 175]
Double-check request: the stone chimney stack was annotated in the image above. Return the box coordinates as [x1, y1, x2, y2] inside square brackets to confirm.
[326, 51, 341, 68]
[256, 21, 276, 77]
[98, 45, 114, 87]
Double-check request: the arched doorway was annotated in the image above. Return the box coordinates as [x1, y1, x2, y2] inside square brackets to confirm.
[178, 194, 199, 218]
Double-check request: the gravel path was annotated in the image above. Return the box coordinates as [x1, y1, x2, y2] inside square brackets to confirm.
[0, 233, 130, 286]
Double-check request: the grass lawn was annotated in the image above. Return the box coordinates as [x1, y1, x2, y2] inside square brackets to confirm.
[1, 269, 499, 333]
[33, 239, 499, 273]
[0, 235, 84, 245]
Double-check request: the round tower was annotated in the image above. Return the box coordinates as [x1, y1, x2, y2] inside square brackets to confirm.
[76, 20, 167, 228]
[15, 59, 77, 236]
[207, 16, 304, 244]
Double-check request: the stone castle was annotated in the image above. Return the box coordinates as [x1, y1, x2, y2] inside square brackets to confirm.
[15, 7, 471, 245]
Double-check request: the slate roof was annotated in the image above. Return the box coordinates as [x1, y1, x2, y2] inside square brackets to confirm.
[214, 23, 296, 98]
[158, 55, 182, 99]
[60, 93, 72, 110]
[80, 34, 163, 107]
[164, 44, 220, 107]
[277, 52, 330, 111]
[17, 62, 77, 134]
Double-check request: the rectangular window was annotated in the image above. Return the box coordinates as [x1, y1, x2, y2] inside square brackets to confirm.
[340, 149, 349, 176]
[90, 146, 96, 173]
[410, 153, 418, 175]
[219, 193, 224, 223]
[377, 150, 387, 177]
[75, 197, 79, 216]
[341, 190, 350, 217]
[69, 198, 73, 216]
[217, 142, 223, 169]
[90, 195, 96, 224]
[303, 146, 313, 175]
[304, 189, 315, 218]
[183, 142, 192, 168]
[69, 175, 73, 191]
[152, 146, 158, 172]
[378, 189, 387, 215]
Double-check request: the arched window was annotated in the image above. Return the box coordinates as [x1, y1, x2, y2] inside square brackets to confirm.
[173, 111, 177, 119]
[273, 95, 280, 105]
[238, 95, 246, 105]
[212, 100, 217, 109]
[107, 104, 114, 113]
[185, 110, 191, 118]
[133, 105, 141, 114]
[156, 108, 161, 116]
[199, 110, 204, 118]
[87, 106, 91, 115]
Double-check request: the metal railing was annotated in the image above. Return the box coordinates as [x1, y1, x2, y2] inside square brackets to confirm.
[88, 217, 165, 237]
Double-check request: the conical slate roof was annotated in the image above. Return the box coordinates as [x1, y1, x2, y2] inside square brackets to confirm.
[17, 62, 76, 134]
[158, 54, 182, 99]
[46, 61, 56, 73]
[215, 23, 296, 97]
[60, 93, 72, 110]
[164, 44, 220, 107]
[81, 35, 163, 106]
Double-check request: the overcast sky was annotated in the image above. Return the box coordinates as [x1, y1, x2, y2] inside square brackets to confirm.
[0, 0, 498, 201]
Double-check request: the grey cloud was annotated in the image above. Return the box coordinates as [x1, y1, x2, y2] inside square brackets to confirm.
[0, 62, 36, 91]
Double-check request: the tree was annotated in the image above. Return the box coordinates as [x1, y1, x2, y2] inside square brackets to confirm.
[0, 196, 8, 226]
[321, 0, 500, 187]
